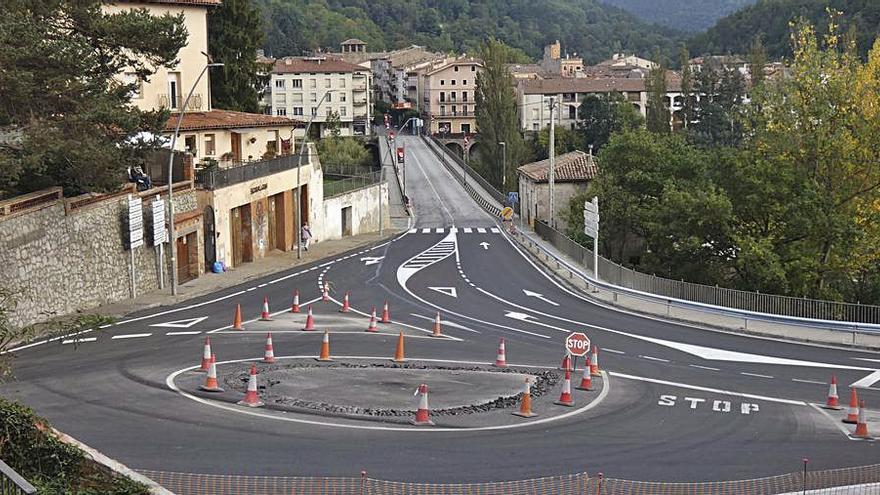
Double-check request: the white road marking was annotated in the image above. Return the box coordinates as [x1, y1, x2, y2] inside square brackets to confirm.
[522, 289, 559, 306]
[111, 333, 152, 340]
[206, 296, 322, 334]
[603, 348, 626, 355]
[62, 338, 97, 345]
[149, 316, 208, 328]
[639, 355, 670, 363]
[421, 228, 431, 233]
[436, 228, 445, 234]
[490, 227, 500, 233]
[165, 331, 202, 336]
[853, 357, 880, 363]
[463, 228, 473, 233]
[428, 287, 458, 298]
[611, 371, 805, 405]
[324, 295, 463, 342]
[409, 314, 480, 334]
[850, 369, 880, 389]
[808, 403, 859, 439]
[740, 372, 774, 379]
[479, 242, 490, 250]
[246, 287, 256, 292]
[477, 228, 486, 233]
[257, 283, 267, 288]
[408, 228, 417, 233]
[360, 256, 385, 266]
[689, 364, 721, 371]
[792, 378, 826, 385]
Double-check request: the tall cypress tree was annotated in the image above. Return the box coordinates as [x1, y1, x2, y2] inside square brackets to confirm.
[208, 0, 268, 113]
[646, 57, 670, 134]
[678, 46, 694, 130]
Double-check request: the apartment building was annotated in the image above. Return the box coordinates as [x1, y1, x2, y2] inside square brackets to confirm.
[269, 57, 372, 137]
[422, 58, 483, 135]
[372, 46, 450, 110]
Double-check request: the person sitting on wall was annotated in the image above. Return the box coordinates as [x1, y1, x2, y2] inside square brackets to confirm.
[127, 165, 152, 191]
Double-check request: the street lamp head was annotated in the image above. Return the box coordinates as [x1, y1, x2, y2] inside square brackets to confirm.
[207, 63, 224, 67]
[498, 141, 506, 146]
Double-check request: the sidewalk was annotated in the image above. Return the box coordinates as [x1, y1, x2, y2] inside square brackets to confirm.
[93, 232, 397, 320]
[376, 127, 411, 231]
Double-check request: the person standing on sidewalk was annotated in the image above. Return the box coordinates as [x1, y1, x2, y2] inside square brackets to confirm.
[301, 223, 313, 251]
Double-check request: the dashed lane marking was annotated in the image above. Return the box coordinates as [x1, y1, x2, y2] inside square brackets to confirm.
[62, 338, 97, 345]
[639, 355, 670, 363]
[111, 333, 152, 340]
[165, 331, 202, 336]
[690, 364, 721, 371]
[741, 372, 774, 379]
[603, 348, 625, 355]
[792, 378, 826, 385]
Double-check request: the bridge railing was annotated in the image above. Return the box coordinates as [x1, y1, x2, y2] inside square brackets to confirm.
[422, 137, 506, 217]
[426, 136, 510, 209]
[0, 459, 36, 495]
[138, 463, 880, 495]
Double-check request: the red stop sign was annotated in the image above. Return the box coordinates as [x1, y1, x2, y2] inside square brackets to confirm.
[565, 332, 591, 357]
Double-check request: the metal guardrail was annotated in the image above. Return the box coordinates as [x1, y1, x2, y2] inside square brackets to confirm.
[139, 463, 880, 495]
[324, 171, 382, 198]
[533, 220, 880, 325]
[428, 136, 508, 207]
[0, 460, 36, 495]
[195, 153, 311, 190]
[422, 137, 504, 217]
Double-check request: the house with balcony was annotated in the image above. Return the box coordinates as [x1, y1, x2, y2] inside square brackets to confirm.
[421, 58, 483, 135]
[268, 57, 372, 137]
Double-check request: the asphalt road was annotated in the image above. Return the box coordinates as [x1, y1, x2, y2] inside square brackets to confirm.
[3, 134, 880, 484]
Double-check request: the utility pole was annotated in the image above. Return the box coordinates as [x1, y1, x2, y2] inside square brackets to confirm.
[548, 97, 557, 228]
[498, 141, 507, 190]
[295, 91, 331, 259]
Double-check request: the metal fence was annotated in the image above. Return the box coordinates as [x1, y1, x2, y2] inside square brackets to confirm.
[138, 463, 880, 495]
[534, 220, 880, 324]
[195, 153, 311, 190]
[324, 171, 382, 198]
[323, 165, 379, 178]
[0, 460, 36, 495]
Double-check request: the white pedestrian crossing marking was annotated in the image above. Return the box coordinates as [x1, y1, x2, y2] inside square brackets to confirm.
[490, 227, 500, 233]
[436, 228, 445, 233]
[477, 228, 487, 233]
[463, 228, 473, 233]
[421, 228, 431, 233]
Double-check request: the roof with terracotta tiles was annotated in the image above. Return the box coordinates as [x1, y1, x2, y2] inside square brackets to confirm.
[117, 0, 221, 6]
[164, 110, 301, 132]
[272, 57, 368, 74]
[517, 150, 599, 183]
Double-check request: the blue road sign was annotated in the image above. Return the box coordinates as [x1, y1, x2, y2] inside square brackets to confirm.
[507, 192, 519, 204]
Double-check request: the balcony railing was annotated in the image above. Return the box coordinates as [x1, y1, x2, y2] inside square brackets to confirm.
[158, 93, 203, 111]
[195, 152, 311, 190]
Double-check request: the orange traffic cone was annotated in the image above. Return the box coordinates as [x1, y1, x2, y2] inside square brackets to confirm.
[432, 312, 443, 337]
[291, 290, 301, 313]
[317, 331, 332, 361]
[577, 354, 593, 391]
[232, 304, 244, 330]
[412, 383, 434, 426]
[322, 282, 329, 302]
[380, 300, 391, 323]
[844, 388, 860, 424]
[392, 332, 405, 362]
[559, 352, 572, 371]
[590, 346, 601, 376]
[554, 369, 574, 406]
[339, 291, 351, 313]
[302, 305, 316, 331]
[512, 378, 538, 418]
[494, 338, 508, 368]
[199, 336, 212, 371]
[852, 400, 873, 439]
[210, 353, 216, 365]
[366, 306, 379, 332]
[237, 364, 264, 407]
[823, 375, 841, 410]
[200, 359, 224, 392]
[260, 296, 271, 321]
[263, 333, 276, 364]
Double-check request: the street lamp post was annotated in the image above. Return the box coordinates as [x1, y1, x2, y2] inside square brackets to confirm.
[294, 91, 332, 259]
[498, 141, 507, 191]
[548, 96, 557, 229]
[166, 61, 223, 296]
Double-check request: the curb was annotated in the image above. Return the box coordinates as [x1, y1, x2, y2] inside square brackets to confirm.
[50, 427, 175, 495]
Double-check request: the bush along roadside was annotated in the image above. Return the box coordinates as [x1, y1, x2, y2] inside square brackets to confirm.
[0, 397, 149, 494]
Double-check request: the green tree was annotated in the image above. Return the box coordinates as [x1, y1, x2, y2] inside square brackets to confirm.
[325, 111, 342, 138]
[748, 36, 767, 87]
[577, 92, 644, 150]
[0, 1, 186, 199]
[208, 0, 269, 113]
[317, 137, 370, 169]
[529, 126, 581, 161]
[645, 59, 671, 133]
[688, 58, 746, 147]
[475, 38, 526, 190]
[678, 46, 695, 130]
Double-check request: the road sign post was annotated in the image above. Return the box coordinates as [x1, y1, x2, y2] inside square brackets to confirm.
[151, 196, 167, 289]
[583, 196, 600, 283]
[125, 194, 144, 298]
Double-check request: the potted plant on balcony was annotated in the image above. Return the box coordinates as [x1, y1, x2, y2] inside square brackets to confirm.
[219, 151, 234, 165]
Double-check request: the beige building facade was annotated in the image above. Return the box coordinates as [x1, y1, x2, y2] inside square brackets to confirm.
[517, 150, 598, 231]
[422, 58, 482, 135]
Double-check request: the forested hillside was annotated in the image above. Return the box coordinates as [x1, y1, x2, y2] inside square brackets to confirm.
[598, 0, 756, 32]
[689, 0, 880, 59]
[255, 0, 682, 64]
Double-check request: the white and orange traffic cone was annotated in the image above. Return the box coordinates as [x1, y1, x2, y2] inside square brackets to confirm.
[852, 400, 873, 440]
[590, 345, 601, 376]
[291, 290, 301, 313]
[263, 333, 276, 364]
[554, 369, 574, 407]
[512, 378, 538, 418]
[393, 332, 405, 363]
[199, 336, 212, 372]
[412, 383, 434, 426]
[317, 331, 332, 362]
[432, 312, 443, 337]
[339, 291, 351, 313]
[232, 304, 244, 331]
[302, 305, 316, 331]
[576, 354, 593, 391]
[259, 296, 272, 321]
[823, 375, 841, 410]
[366, 306, 379, 333]
[237, 364, 264, 407]
[559, 352, 572, 371]
[200, 359, 224, 392]
[494, 338, 508, 368]
[322, 282, 329, 302]
[210, 353, 216, 365]
[844, 388, 860, 424]
[380, 300, 391, 323]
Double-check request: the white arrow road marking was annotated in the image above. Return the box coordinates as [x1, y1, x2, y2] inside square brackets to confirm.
[112, 333, 152, 340]
[409, 313, 480, 333]
[360, 256, 385, 266]
[479, 242, 490, 250]
[504, 311, 534, 321]
[850, 369, 880, 389]
[150, 316, 208, 328]
[428, 287, 458, 298]
[522, 289, 559, 306]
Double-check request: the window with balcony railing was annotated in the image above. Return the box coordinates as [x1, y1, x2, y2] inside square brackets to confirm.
[158, 93, 203, 111]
